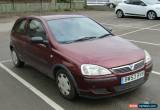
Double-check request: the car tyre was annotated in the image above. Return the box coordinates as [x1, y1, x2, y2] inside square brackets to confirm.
[109, 3, 115, 8]
[147, 11, 157, 20]
[116, 10, 124, 18]
[11, 49, 24, 67]
[56, 69, 76, 100]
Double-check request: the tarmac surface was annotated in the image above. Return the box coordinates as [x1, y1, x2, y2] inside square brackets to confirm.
[0, 11, 160, 110]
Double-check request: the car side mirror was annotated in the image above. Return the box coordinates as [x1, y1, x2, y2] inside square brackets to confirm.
[31, 37, 48, 45]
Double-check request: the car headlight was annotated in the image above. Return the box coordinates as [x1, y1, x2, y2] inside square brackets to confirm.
[144, 50, 152, 63]
[81, 64, 111, 76]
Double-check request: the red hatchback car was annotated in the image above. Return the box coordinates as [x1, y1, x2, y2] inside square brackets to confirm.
[10, 15, 153, 100]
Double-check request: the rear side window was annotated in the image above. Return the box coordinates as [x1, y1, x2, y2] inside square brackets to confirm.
[14, 19, 27, 33]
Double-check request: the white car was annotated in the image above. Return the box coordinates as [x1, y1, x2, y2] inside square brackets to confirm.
[115, 0, 160, 20]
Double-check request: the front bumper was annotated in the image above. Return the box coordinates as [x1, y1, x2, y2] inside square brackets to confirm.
[77, 63, 153, 99]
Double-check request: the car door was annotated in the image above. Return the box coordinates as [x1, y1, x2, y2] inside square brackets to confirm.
[123, 0, 146, 16]
[24, 18, 53, 76]
[130, 0, 147, 16]
[11, 18, 28, 61]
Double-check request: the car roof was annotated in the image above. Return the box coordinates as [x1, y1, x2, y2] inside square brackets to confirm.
[18, 15, 86, 22]
[38, 15, 86, 21]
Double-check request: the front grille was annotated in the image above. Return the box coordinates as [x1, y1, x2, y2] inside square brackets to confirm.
[111, 60, 145, 73]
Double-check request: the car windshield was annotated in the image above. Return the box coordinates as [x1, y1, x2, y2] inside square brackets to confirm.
[143, 0, 160, 5]
[47, 17, 111, 43]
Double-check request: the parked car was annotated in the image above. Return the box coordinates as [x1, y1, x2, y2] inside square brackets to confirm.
[10, 15, 152, 100]
[115, 0, 160, 20]
[108, 0, 122, 8]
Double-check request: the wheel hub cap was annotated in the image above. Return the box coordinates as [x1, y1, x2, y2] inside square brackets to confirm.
[117, 11, 122, 17]
[110, 4, 113, 8]
[11, 51, 18, 65]
[148, 12, 155, 19]
[57, 73, 71, 96]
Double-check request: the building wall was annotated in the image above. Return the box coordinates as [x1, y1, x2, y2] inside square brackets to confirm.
[0, 0, 84, 13]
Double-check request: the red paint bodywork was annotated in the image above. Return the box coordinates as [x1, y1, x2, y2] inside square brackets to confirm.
[10, 15, 152, 98]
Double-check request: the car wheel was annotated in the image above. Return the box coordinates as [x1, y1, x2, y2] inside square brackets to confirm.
[116, 10, 124, 18]
[147, 11, 157, 20]
[11, 49, 24, 67]
[109, 3, 115, 8]
[56, 69, 76, 100]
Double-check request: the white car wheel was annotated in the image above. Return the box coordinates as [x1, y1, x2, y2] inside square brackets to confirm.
[109, 4, 114, 8]
[116, 10, 124, 18]
[147, 11, 157, 20]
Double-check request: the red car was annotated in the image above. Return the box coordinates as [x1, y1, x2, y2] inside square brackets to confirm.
[10, 15, 152, 100]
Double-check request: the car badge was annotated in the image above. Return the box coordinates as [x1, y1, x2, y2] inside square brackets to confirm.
[129, 64, 135, 70]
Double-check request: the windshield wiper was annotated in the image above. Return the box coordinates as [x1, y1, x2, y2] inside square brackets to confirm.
[72, 36, 97, 42]
[59, 36, 97, 44]
[60, 35, 111, 44]
[60, 41, 75, 44]
[98, 33, 112, 39]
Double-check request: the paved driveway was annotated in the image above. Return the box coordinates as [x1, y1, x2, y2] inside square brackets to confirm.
[0, 11, 159, 110]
